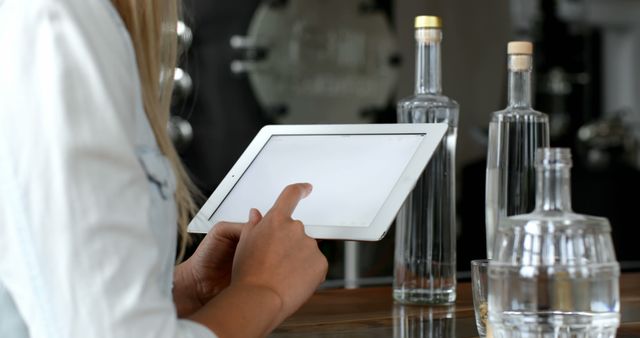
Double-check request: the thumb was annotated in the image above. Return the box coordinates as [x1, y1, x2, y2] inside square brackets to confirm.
[247, 208, 263, 226]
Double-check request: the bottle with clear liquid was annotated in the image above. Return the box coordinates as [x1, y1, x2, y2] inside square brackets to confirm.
[393, 15, 459, 304]
[485, 41, 550, 259]
[489, 148, 620, 338]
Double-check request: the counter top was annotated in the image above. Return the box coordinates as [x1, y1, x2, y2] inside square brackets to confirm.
[271, 272, 640, 337]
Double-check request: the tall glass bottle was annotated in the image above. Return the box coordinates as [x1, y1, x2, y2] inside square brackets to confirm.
[394, 15, 459, 304]
[485, 41, 549, 258]
[489, 148, 620, 337]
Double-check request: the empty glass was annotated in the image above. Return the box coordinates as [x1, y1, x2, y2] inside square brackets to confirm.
[471, 259, 489, 337]
[488, 148, 620, 338]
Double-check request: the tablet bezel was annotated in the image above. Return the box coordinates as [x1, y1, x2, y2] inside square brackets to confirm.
[187, 123, 448, 241]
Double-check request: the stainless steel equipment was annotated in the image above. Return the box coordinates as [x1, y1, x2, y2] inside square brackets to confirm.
[169, 21, 194, 152]
[556, 0, 640, 168]
[230, 0, 399, 123]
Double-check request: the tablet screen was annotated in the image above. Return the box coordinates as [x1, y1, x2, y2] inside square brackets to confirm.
[209, 133, 424, 227]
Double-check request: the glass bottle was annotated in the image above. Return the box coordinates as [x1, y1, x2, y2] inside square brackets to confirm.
[485, 41, 550, 259]
[394, 15, 459, 304]
[489, 148, 620, 338]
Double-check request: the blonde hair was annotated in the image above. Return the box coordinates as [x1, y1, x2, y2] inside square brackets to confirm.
[111, 0, 195, 262]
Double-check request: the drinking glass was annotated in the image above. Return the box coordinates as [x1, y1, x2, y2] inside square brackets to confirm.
[471, 259, 490, 337]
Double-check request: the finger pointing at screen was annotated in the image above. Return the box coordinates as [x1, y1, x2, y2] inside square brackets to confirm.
[220, 182, 327, 333]
[269, 183, 313, 219]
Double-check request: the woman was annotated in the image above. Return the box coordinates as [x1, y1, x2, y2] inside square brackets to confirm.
[0, 0, 328, 337]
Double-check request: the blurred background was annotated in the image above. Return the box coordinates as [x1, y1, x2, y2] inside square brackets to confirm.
[170, 0, 640, 287]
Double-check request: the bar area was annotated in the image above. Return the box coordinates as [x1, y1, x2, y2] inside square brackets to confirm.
[2, 0, 639, 337]
[271, 273, 640, 337]
[173, 0, 640, 337]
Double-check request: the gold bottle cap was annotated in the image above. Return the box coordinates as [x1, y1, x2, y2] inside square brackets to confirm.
[415, 16, 442, 29]
[508, 41, 533, 55]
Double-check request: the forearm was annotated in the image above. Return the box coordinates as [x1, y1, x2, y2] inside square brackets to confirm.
[189, 284, 283, 338]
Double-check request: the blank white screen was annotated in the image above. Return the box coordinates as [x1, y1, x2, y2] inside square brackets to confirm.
[209, 134, 424, 227]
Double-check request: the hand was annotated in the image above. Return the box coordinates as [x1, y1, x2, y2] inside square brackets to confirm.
[231, 183, 329, 323]
[173, 209, 262, 317]
[188, 183, 329, 338]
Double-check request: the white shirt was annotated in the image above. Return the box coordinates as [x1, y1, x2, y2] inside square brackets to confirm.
[0, 0, 216, 337]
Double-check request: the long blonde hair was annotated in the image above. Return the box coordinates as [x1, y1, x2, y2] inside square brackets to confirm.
[111, 0, 195, 262]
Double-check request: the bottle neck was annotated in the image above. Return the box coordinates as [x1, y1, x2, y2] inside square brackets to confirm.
[536, 166, 572, 212]
[415, 28, 442, 95]
[507, 55, 532, 108]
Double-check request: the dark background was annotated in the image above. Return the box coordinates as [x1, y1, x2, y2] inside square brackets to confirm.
[173, 0, 640, 284]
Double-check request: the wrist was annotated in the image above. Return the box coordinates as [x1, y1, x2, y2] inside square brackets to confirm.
[189, 282, 284, 338]
[173, 259, 203, 317]
[228, 282, 284, 315]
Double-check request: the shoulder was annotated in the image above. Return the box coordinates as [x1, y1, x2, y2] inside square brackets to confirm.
[2, 0, 120, 28]
[2, 0, 123, 27]
[0, 0, 133, 67]
[0, 0, 142, 138]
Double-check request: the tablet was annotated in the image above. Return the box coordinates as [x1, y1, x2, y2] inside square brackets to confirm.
[188, 123, 447, 241]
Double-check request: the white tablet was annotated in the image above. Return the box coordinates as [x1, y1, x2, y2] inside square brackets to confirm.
[188, 123, 447, 241]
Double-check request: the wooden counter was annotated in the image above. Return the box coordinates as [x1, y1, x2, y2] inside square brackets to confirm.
[271, 273, 640, 337]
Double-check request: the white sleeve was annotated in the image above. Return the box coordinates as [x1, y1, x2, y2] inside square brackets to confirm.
[0, 1, 215, 337]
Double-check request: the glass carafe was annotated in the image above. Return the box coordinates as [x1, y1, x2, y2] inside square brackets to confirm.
[488, 148, 620, 338]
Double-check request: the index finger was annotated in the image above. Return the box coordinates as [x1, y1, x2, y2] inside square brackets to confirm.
[270, 183, 313, 218]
